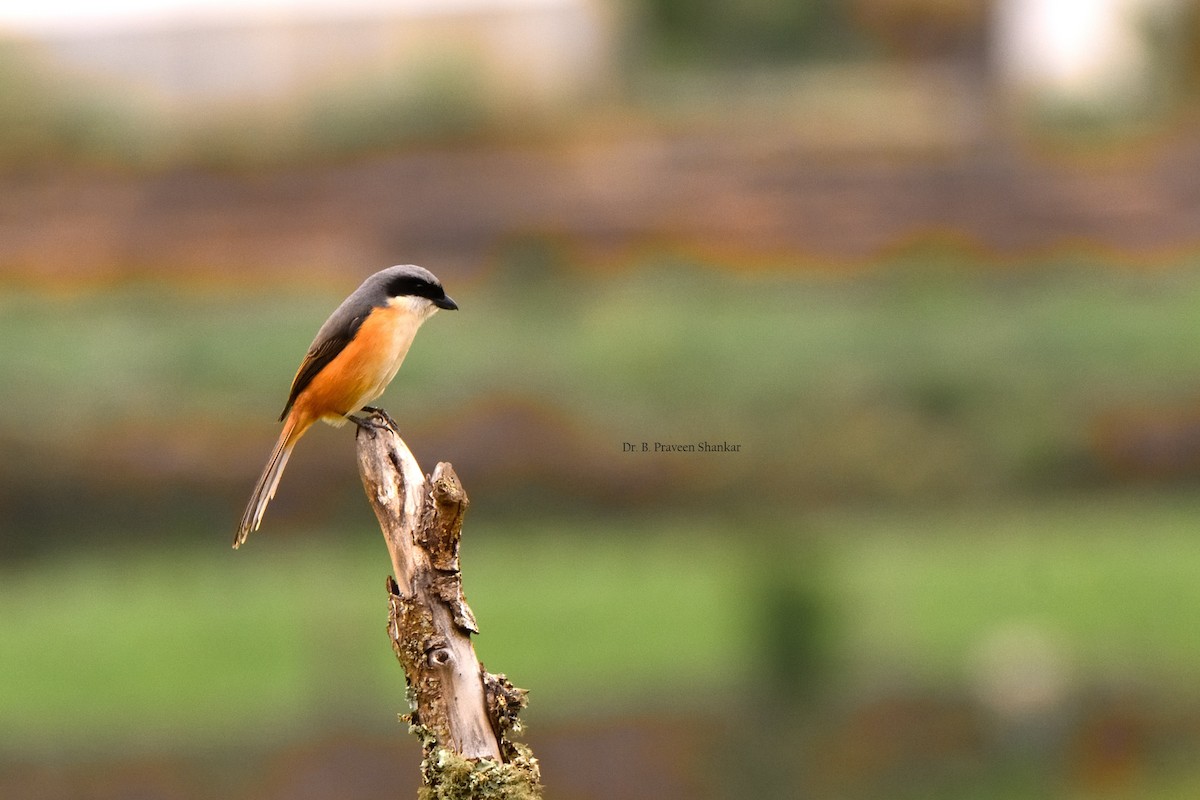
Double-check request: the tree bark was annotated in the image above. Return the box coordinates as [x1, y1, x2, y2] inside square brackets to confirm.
[355, 415, 541, 798]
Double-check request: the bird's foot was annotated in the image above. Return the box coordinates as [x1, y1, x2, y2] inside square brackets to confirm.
[350, 407, 398, 436]
[361, 406, 399, 431]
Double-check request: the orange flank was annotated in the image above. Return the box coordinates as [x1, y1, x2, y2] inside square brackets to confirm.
[291, 303, 416, 427]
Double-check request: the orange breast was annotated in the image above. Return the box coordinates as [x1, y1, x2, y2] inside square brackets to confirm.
[292, 304, 417, 424]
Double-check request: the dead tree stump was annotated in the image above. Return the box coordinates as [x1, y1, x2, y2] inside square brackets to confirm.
[355, 415, 541, 799]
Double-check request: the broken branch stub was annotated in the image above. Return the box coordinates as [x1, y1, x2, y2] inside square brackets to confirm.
[355, 420, 539, 798]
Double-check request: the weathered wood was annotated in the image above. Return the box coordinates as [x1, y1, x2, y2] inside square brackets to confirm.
[355, 414, 541, 797]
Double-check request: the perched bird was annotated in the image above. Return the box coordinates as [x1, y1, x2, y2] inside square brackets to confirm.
[235, 264, 457, 548]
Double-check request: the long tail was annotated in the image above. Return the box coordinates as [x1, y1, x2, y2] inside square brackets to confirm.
[234, 413, 310, 549]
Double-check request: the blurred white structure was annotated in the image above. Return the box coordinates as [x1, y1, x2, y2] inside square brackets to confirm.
[23, 0, 615, 108]
[993, 0, 1183, 110]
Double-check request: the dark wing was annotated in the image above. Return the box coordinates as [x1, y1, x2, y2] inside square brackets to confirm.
[278, 313, 366, 421]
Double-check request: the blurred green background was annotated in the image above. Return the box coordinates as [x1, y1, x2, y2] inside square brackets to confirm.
[5, 1, 1200, 798]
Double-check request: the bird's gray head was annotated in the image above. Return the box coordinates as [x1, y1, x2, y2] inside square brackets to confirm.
[371, 264, 458, 315]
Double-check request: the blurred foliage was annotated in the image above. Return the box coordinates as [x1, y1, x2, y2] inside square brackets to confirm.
[1178, 2, 1200, 100]
[8, 257, 1200, 550]
[191, 55, 493, 167]
[7, 493, 1200, 795]
[756, 556, 832, 710]
[0, 38, 166, 167]
[0, 2, 894, 171]
[639, 0, 869, 64]
[3, 0, 1197, 167]
[298, 57, 490, 154]
[848, 0, 987, 61]
[1143, 0, 1200, 119]
[0, 519, 756, 755]
[636, 0, 993, 65]
[0, 37, 492, 170]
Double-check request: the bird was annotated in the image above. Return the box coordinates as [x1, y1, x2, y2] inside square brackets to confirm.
[234, 264, 457, 548]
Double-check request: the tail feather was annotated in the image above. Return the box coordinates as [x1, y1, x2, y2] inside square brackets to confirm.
[234, 415, 307, 548]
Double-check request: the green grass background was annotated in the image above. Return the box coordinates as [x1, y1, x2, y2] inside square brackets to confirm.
[5, 497, 1200, 758]
[5, 255, 1200, 797]
[8, 258, 1200, 503]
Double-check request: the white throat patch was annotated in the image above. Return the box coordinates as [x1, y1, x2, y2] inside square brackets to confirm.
[388, 294, 440, 321]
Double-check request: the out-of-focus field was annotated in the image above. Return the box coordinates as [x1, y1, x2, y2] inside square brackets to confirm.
[7, 256, 1200, 536]
[6, 258, 1200, 798]
[5, 496, 1200, 755]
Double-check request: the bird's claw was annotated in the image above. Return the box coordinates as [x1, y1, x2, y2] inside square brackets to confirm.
[351, 406, 398, 436]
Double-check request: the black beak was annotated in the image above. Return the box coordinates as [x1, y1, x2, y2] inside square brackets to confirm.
[434, 294, 458, 310]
